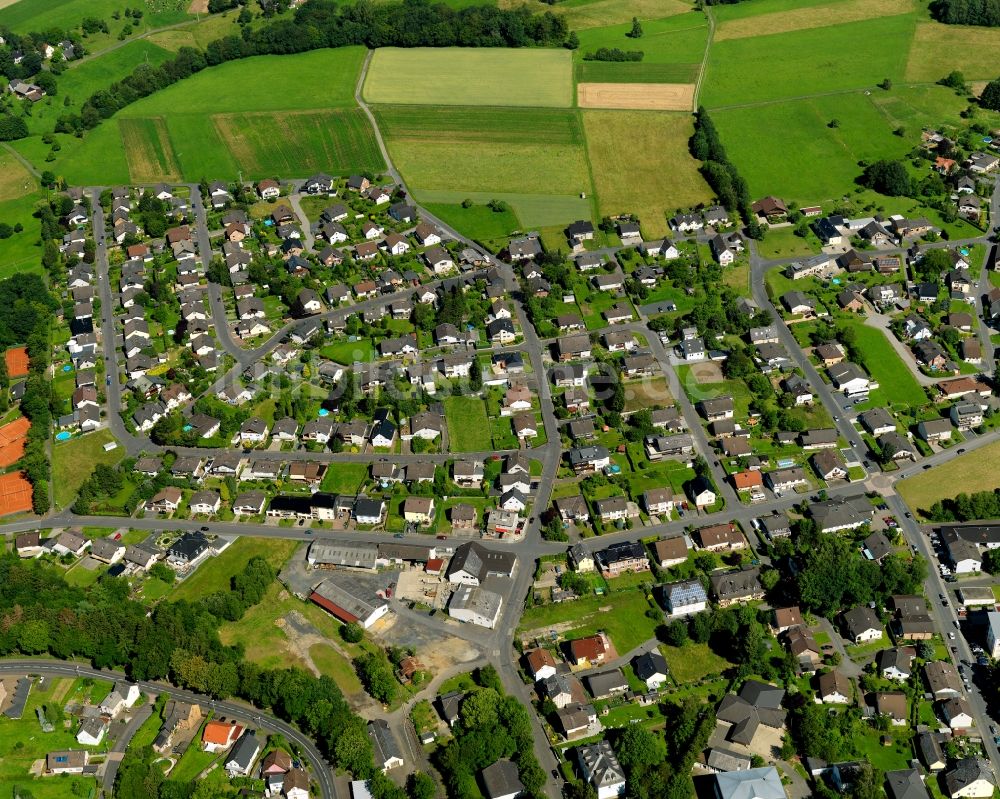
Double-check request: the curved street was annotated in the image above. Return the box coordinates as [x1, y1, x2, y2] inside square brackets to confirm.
[0, 659, 338, 799]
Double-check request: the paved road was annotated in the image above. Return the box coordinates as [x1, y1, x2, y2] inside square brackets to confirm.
[89, 190, 147, 457]
[189, 184, 245, 362]
[0, 659, 337, 799]
[41, 76, 1000, 793]
[886, 492, 1000, 768]
[102, 700, 153, 793]
[746, 179, 1000, 771]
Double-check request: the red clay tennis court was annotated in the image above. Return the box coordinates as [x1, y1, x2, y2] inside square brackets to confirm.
[0, 471, 33, 515]
[0, 416, 30, 467]
[4, 347, 28, 378]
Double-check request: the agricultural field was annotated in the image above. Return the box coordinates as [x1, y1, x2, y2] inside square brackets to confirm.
[898, 440, 1000, 517]
[363, 48, 573, 107]
[0, 0, 190, 34]
[52, 40, 175, 108]
[507, 0, 692, 30]
[904, 22, 1000, 82]
[211, 109, 384, 177]
[120, 117, 183, 182]
[583, 110, 711, 236]
[578, 83, 693, 111]
[712, 93, 911, 202]
[15, 48, 382, 182]
[425, 191, 590, 231]
[376, 106, 593, 216]
[119, 48, 368, 114]
[573, 14, 707, 84]
[0, 151, 36, 202]
[701, 15, 917, 108]
[713, 0, 915, 40]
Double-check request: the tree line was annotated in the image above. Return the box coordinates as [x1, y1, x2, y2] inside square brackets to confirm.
[0, 552, 375, 778]
[0, 272, 59, 514]
[57, 0, 569, 135]
[689, 107, 754, 226]
[930, 0, 1000, 26]
[582, 47, 643, 61]
[926, 488, 1000, 522]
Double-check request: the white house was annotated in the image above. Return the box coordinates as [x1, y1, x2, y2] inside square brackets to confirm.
[449, 585, 503, 628]
[99, 682, 140, 716]
[578, 741, 626, 799]
[76, 718, 108, 746]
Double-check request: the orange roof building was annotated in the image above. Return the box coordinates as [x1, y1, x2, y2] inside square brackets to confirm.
[202, 720, 242, 751]
[568, 633, 609, 666]
[731, 470, 763, 491]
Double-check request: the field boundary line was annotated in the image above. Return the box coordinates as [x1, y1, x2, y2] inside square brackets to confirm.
[67, 19, 194, 68]
[692, 7, 715, 111]
[0, 143, 39, 179]
[355, 49, 406, 193]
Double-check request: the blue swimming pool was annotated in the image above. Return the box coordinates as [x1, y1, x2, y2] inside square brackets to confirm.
[318, 408, 330, 417]
[55, 431, 72, 441]
[62, 364, 72, 372]
[182, 424, 193, 432]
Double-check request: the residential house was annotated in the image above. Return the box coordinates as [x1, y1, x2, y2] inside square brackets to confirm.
[710, 567, 764, 607]
[842, 606, 882, 644]
[663, 579, 708, 617]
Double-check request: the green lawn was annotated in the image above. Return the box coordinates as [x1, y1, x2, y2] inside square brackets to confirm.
[443, 396, 493, 452]
[51, 429, 123, 509]
[420, 191, 590, 229]
[898, 439, 1000, 517]
[170, 538, 299, 601]
[365, 47, 573, 107]
[309, 643, 364, 694]
[517, 588, 659, 653]
[661, 641, 734, 682]
[169, 727, 220, 782]
[0, 676, 103, 799]
[219, 581, 370, 697]
[675, 364, 754, 417]
[423, 201, 521, 242]
[841, 319, 926, 406]
[320, 462, 369, 494]
[757, 226, 823, 259]
[320, 338, 376, 364]
[0, 192, 46, 279]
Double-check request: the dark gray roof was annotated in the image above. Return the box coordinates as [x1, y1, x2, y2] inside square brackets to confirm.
[481, 760, 524, 799]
